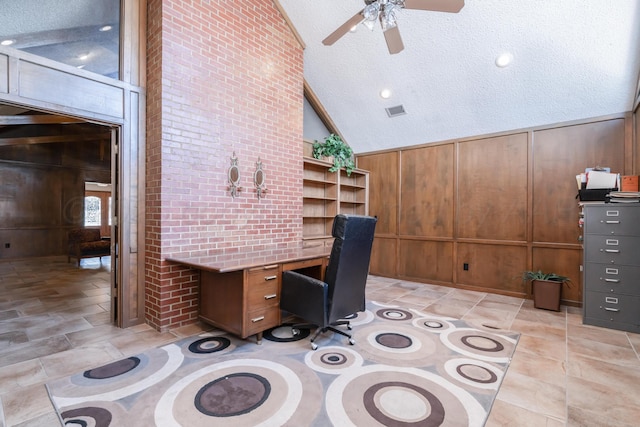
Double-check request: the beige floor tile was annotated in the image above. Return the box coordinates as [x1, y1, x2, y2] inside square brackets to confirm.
[108, 330, 177, 356]
[0, 360, 47, 394]
[40, 342, 123, 378]
[497, 371, 566, 421]
[568, 321, 634, 348]
[507, 350, 566, 388]
[462, 306, 518, 330]
[25, 318, 93, 341]
[487, 399, 564, 427]
[567, 405, 639, 427]
[423, 297, 477, 318]
[567, 353, 640, 395]
[567, 376, 640, 426]
[0, 336, 71, 369]
[512, 333, 566, 362]
[567, 335, 640, 366]
[510, 318, 565, 341]
[1, 384, 51, 426]
[11, 411, 61, 427]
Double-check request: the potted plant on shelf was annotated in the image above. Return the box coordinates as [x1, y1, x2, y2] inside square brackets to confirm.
[312, 133, 355, 176]
[522, 270, 571, 312]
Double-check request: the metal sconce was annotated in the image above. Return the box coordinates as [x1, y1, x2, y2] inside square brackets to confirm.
[254, 157, 267, 199]
[227, 152, 242, 198]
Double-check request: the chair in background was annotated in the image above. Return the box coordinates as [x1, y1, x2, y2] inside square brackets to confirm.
[280, 214, 377, 350]
[67, 228, 111, 266]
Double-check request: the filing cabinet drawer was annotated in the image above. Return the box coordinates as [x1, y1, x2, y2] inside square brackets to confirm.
[584, 291, 640, 328]
[584, 206, 640, 236]
[245, 306, 280, 337]
[583, 263, 640, 296]
[584, 235, 640, 266]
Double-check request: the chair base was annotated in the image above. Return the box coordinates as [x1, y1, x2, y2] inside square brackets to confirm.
[291, 320, 355, 350]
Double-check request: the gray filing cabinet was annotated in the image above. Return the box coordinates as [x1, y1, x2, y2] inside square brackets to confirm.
[583, 204, 640, 333]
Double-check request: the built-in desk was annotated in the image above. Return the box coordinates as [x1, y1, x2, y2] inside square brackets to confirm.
[166, 246, 330, 343]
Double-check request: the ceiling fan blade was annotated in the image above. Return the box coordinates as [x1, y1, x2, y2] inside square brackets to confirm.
[322, 9, 365, 46]
[384, 25, 404, 54]
[403, 0, 465, 13]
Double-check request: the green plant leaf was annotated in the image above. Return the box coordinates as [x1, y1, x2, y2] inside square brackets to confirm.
[312, 134, 355, 176]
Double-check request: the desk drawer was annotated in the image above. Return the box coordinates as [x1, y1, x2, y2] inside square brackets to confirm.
[245, 306, 280, 337]
[247, 280, 279, 310]
[247, 265, 281, 286]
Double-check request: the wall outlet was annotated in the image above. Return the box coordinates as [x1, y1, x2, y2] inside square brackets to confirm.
[4, 243, 9, 249]
[463, 263, 469, 271]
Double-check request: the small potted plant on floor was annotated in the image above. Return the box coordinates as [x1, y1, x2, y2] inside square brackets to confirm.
[522, 270, 571, 311]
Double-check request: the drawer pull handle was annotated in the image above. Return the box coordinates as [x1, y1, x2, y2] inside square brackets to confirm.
[604, 278, 620, 283]
[604, 249, 620, 253]
[264, 275, 278, 281]
[263, 264, 279, 270]
[605, 297, 618, 304]
[604, 220, 620, 224]
[604, 307, 619, 312]
[251, 316, 265, 323]
[264, 294, 277, 300]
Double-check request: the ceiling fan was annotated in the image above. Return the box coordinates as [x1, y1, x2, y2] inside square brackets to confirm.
[322, 0, 465, 54]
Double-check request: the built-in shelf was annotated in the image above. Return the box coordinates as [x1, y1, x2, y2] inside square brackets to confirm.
[302, 157, 369, 247]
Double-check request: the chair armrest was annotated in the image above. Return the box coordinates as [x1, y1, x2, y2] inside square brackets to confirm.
[280, 270, 328, 327]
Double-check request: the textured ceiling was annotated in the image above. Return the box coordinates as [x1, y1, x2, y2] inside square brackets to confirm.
[278, 0, 640, 154]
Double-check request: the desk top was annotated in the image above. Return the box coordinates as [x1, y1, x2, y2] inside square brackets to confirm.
[166, 245, 330, 273]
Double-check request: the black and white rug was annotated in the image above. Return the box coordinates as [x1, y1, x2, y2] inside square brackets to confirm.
[47, 301, 519, 426]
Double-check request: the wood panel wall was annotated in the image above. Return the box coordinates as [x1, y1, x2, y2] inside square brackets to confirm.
[0, 141, 110, 259]
[357, 115, 631, 306]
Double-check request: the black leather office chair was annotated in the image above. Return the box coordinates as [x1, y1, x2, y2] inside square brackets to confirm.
[280, 214, 377, 350]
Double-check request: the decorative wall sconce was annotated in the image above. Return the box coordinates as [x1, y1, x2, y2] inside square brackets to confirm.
[227, 152, 242, 198]
[254, 157, 267, 199]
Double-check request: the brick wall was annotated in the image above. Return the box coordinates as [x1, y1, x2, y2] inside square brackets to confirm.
[145, 0, 304, 330]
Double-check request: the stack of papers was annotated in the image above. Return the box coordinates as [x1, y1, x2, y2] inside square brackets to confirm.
[609, 191, 640, 203]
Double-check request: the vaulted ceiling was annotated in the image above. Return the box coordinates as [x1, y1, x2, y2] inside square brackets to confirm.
[278, 0, 640, 153]
[0, 1, 639, 155]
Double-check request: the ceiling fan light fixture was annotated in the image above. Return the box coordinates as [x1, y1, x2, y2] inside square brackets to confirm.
[1, 39, 15, 46]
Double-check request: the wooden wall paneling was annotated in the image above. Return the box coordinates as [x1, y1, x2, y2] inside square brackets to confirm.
[399, 144, 454, 237]
[18, 61, 124, 119]
[370, 236, 397, 277]
[398, 239, 453, 283]
[531, 247, 582, 305]
[456, 243, 528, 295]
[532, 119, 625, 243]
[634, 109, 640, 174]
[457, 133, 528, 241]
[356, 152, 398, 235]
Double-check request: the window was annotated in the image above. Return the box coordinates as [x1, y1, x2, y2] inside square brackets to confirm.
[84, 196, 102, 227]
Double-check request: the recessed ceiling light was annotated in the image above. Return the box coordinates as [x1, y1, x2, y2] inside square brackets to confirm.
[1, 39, 15, 46]
[495, 53, 513, 68]
[99, 25, 112, 32]
[380, 89, 392, 99]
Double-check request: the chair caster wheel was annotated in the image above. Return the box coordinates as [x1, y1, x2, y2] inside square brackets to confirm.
[311, 342, 318, 351]
[349, 338, 355, 345]
[291, 328, 300, 336]
[347, 324, 352, 330]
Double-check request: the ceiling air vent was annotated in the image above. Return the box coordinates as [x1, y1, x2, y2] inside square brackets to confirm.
[385, 104, 406, 118]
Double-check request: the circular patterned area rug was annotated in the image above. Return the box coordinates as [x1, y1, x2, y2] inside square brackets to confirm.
[47, 301, 519, 427]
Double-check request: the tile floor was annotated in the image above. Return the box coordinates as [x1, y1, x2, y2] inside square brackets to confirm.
[1, 256, 639, 426]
